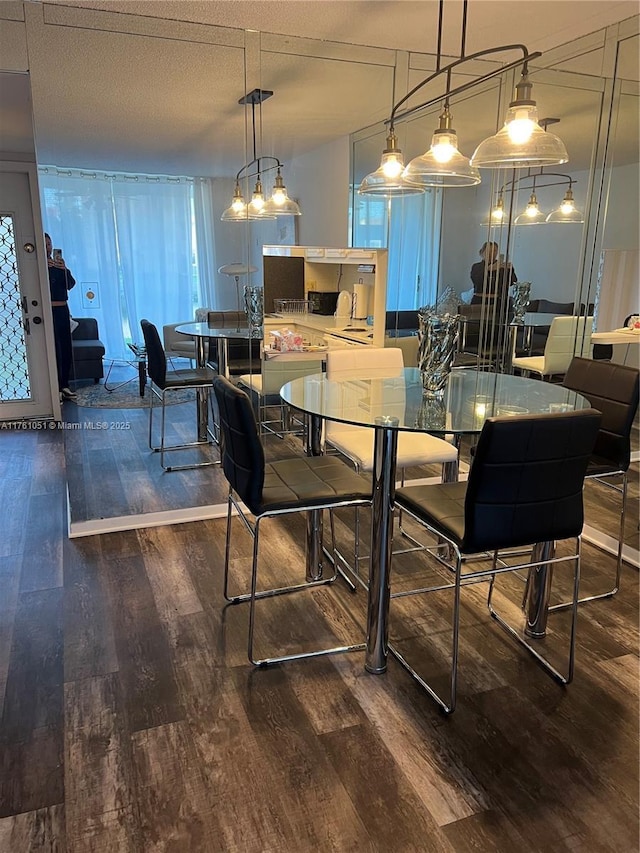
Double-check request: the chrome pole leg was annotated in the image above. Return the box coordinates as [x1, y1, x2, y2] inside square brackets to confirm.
[524, 540, 555, 638]
[365, 419, 398, 674]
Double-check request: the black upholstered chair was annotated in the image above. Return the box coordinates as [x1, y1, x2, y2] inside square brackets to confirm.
[140, 319, 216, 471]
[558, 357, 639, 603]
[391, 408, 602, 714]
[213, 376, 372, 666]
[205, 310, 261, 377]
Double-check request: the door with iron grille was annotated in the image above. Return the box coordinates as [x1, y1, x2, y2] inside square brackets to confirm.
[0, 169, 54, 419]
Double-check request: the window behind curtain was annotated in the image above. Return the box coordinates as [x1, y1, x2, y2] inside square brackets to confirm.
[39, 169, 206, 358]
[351, 189, 442, 311]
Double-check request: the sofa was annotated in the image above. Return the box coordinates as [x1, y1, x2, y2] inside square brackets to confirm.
[70, 317, 105, 382]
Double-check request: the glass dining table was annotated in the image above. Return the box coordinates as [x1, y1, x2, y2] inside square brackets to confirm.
[175, 322, 259, 441]
[281, 367, 591, 675]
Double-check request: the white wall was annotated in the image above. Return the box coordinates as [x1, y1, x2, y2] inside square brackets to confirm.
[288, 136, 350, 247]
[602, 161, 639, 250]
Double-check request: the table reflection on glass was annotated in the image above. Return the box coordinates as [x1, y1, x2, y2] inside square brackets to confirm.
[281, 367, 590, 674]
[175, 323, 259, 441]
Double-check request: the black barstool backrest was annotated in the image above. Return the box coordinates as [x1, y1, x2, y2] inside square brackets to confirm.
[563, 357, 639, 472]
[462, 409, 601, 554]
[141, 319, 167, 388]
[213, 376, 265, 514]
[528, 299, 575, 315]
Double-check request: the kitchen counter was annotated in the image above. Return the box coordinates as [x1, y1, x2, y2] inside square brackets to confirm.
[265, 312, 375, 345]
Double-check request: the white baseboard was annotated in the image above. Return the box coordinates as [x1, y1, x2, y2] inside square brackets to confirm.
[68, 500, 229, 538]
[582, 524, 639, 569]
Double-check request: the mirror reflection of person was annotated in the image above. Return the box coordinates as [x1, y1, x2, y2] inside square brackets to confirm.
[45, 233, 77, 401]
[470, 241, 517, 307]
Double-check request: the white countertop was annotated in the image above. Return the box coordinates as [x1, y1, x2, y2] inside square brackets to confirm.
[266, 312, 374, 341]
[592, 328, 640, 344]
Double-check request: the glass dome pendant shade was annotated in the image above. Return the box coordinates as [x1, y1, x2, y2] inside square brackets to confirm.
[247, 178, 276, 220]
[514, 191, 545, 225]
[471, 72, 569, 169]
[403, 106, 481, 187]
[545, 186, 584, 223]
[481, 192, 506, 226]
[221, 181, 250, 221]
[264, 168, 301, 216]
[358, 131, 424, 196]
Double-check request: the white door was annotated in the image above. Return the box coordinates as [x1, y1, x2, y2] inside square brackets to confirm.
[0, 169, 55, 420]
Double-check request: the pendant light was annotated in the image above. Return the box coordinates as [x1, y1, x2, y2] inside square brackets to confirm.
[358, 131, 424, 196]
[471, 71, 569, 168]
[545, 184, 584, 223]
[481, 189, 506, 225]
[514, 190, 545, 225]
[360, 1, 568, 197]
[264, 167, 302, 216]
[221, 89, 299, 222]
[486, 168, 584, 227]
[403, 104, 481, 187]
[221, 181, 249, 222]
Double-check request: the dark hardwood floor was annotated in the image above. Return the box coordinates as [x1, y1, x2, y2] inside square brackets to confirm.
[0, 401, 638, 851]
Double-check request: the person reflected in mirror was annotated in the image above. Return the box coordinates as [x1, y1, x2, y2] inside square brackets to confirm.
[469, 241, 518, 362]
[470, 241, 517, 308]
[45, 233, 77, 401]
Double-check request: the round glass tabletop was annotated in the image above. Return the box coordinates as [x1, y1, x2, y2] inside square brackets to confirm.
[281, 367, 590, 435]
[174, 323, 258, 339]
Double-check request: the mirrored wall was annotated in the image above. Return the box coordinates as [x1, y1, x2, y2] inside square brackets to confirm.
[350, 18, 638, 328]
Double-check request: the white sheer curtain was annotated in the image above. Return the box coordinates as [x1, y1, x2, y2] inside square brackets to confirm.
[352, 189, 442, 311]
[193, 177, 219, 310]
[39, 168, 209, 358]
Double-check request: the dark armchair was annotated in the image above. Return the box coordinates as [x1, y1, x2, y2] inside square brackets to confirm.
[70, 317, 105, 382]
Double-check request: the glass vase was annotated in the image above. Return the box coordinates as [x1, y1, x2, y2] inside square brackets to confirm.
[243, 285, 264, 337]
[417, 313, 460, 398]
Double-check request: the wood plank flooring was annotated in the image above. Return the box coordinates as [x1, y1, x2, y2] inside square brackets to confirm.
[0, 416, 638, 851]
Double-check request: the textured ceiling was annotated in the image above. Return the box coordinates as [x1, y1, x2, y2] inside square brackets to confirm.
[4, 1, 639, 176]
[43, 1, 640, 56]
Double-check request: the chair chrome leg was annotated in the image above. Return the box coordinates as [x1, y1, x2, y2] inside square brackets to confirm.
[247, 515, 365, 667]
[389, 547, 462, 715]
[160, 389, 168, 470]
[223, 492, 234, 602]
[147, 388, 155, 450]
[488, 537, 580, 684]
[549, 473, 628, 610]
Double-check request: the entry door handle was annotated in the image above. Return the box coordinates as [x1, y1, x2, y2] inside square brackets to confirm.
[23, 317, 31, 335]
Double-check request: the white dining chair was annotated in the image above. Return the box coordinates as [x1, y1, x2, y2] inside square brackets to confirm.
[512, 315, 593, 379]
[238, 354, 324, 437]
[325, 347, 458, 579]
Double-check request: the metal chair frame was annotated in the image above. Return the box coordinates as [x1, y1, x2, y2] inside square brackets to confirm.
[387, 518, 582, 714]
[214, 376, 372, 667]
[551, 356, 639, 609]
[141, 319, 217, 472]
[146, 380, 218, 471]
[389, 408, 601, 714]
[324, 348, 458, 582]
[223, 487, 369, 666]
